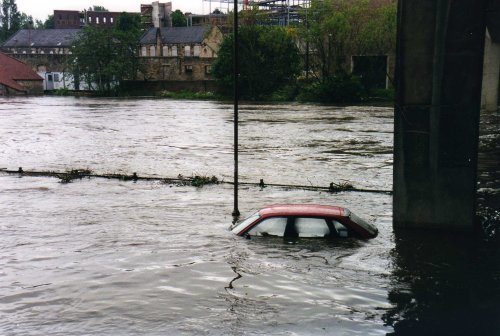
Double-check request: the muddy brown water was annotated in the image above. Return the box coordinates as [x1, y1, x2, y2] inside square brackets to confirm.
[0, 97, 498, 335]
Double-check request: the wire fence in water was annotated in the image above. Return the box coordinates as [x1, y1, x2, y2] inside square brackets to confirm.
[1, 167, 393, 194]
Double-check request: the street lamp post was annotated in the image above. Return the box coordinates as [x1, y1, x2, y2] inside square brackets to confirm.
[232, 0, 240, 218]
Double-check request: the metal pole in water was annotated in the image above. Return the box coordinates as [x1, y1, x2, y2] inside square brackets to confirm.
[232, 0, 240, 217]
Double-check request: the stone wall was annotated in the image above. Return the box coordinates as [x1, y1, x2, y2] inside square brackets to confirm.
[4, 53, 70, 73]
[16, 80, 44, 94]
[121, 80, 218, 94]
[139, 57, 216, 81]
[0, 82, 43, 95]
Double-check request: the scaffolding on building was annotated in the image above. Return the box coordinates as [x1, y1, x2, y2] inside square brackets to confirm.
[249, 0, 311, 25]
[201, 0, 245, 14]
[202, 0, 311, 25]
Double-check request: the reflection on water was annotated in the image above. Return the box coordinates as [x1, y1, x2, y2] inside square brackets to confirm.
[0, 97, 498, 335]
[385, 230, 500, 336]
[477, 110, 500, 241]
[385, 109, 500, 336]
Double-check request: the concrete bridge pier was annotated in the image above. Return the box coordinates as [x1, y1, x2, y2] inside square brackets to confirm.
[394, 1, 487, 230]
[482, 30, 500, 112]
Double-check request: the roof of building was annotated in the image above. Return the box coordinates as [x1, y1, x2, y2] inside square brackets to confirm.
[0, 52, 43, 92]
[140, 26, 211, 45]
[2, 29, 81, 48]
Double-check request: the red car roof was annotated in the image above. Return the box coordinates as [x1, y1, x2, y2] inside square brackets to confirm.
[260, 204, 346, 218]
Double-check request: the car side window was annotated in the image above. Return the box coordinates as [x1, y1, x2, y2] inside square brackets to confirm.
[332, 220, 349, 237]
[295, 217, 330, 237]
[248, 217, 287, 237]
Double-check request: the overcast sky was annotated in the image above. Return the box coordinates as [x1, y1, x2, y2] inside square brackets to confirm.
[15, 0, 234, 21]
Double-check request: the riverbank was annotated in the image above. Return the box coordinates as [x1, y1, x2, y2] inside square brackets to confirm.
[46, 86, 395, 105]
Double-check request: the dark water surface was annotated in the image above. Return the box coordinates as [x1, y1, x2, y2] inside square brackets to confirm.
[0, 97, 498, 335]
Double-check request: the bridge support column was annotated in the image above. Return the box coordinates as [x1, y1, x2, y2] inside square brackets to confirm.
[394, 1, 487, 230]
[481, 29, 500, 112]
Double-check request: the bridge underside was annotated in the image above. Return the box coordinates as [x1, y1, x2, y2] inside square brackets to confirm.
[393, 1, 498, 230]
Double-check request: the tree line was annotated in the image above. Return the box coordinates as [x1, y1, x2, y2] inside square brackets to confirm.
[0, 0, 57, 42]
[69, 0, 396, 100]
[1, 0, 397, 102]
[213, 0, 397, 102]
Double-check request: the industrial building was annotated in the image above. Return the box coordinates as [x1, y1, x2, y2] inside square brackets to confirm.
[201, 0, 311, 25]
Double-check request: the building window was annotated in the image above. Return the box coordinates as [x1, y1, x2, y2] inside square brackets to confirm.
[141, 46, 147, 57]
[185, 65, 193, 73]
[54, 73, 60, 82]
[162, 46, 168, 57]
[184, 45, 191, 57]
[193, 45, 201, 57]
[111, 17, 114, 23]
[149, 46, 156, 57]
[171, 46, 177, 57]
[103, 17, 107, 23]
[205, 65, 212, 74]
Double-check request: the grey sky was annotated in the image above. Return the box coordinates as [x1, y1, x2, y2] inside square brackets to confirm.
[15, 0, 234, 21]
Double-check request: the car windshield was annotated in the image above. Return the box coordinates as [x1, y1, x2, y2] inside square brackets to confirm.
[231, 211, 260, 233]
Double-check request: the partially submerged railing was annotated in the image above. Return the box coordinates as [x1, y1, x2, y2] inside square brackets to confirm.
[0, 167, 392, 194]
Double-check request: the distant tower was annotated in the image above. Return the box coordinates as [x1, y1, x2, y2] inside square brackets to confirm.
[141, 1, 172, 28]
[152, 1, 172, 27]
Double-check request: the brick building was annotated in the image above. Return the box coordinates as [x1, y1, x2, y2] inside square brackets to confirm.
[53, 9, 124, 29]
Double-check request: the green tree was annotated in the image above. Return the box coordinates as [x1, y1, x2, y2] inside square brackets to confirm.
[42, 14, 54, 29]
[171, 9, 186, 27]
[19, 12, 33, 29]
[88, 5, 108, 12]
[295, 0, 396, 102]
[68, 13, 143, 93]
[0, 0, 21, 42]
[303, 0, 396, 80]
[212, 25, 301, 100]
[115, 12, 142, 33]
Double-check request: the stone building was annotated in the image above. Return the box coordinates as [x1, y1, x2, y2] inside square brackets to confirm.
[0, 52, 43, 95]
[138, 26, 223, 82]
[1, 29, 80, 90]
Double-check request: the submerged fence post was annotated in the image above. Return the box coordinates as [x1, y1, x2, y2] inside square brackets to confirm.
[232, 0, 240, 217]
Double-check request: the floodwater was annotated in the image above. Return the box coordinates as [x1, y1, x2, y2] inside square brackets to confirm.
[0, 97, 498, 335]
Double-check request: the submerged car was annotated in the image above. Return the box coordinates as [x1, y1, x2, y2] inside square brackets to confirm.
[231, 204, 378, 240]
